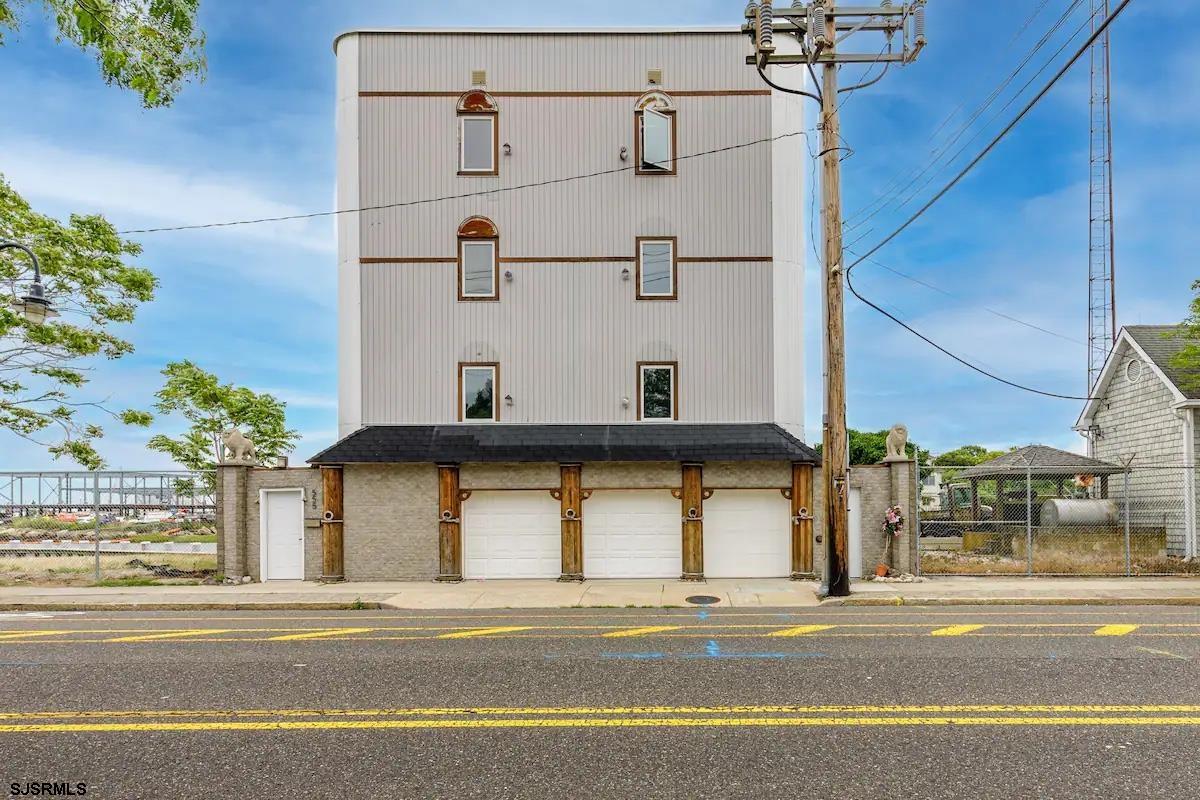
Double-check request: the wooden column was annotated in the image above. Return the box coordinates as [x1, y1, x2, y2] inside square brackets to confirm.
[790, 462, 815, 577]
[437, 464, 463, 582]
[557, 463, 584, 582]
[320, 466, 344, 582]
[680, 462, 704, 581]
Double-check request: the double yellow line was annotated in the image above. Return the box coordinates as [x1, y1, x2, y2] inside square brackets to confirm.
[1, 704, 1197, 733]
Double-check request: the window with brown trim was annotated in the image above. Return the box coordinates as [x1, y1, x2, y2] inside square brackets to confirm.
[459, 362, 499, 422]
[457, 216, 499, 301]
[457, 90, 498, 176]
[638, 362, 678, 421]
[634, 91, 677, 176]
[636, 237, 677, 300]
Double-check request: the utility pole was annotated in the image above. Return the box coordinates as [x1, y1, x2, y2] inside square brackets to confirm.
[744, 1, 927, 596]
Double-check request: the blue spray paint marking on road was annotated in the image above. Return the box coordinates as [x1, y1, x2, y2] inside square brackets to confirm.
[696, 610, 709, 621]
[706, 640, 721, 657]
[599, 652, 666, 660]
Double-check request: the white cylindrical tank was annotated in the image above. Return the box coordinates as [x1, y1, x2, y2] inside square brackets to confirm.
[1039, 498, 1118, 527]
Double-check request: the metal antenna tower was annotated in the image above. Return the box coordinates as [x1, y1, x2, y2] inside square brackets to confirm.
[1087, 0, 1116, 393]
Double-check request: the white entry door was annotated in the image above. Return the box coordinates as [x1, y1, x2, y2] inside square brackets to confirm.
[584, 491, 681, 578]
[704, 490, 791, 578]
[848, 487, 863, 579]
[260, 489, 304, 580]
[463, 491, 561, 579]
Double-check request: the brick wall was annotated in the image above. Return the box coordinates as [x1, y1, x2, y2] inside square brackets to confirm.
[342, 463, 439, 580]
[217, 466, 323, 581]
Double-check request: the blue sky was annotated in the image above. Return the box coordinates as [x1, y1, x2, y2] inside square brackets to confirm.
[0, 1, 1194, 469]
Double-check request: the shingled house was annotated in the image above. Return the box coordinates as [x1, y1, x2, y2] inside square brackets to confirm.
[1076, 325, 1200, 559]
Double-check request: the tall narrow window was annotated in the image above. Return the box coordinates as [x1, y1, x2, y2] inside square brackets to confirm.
[460, 363, 498, 422]
[457, 216, 499, 301]
[638, 362, 677, 421]
[458, 90, 498, 176]
[636, 237, 677, 300]
[634, 91, 676, 176]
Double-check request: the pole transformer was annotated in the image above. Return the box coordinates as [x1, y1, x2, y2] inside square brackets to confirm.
[743, 1, 927, 596]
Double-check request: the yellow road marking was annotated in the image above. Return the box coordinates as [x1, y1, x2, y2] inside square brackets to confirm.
[105, 629, 235, 643]
[601, 625, 683, 638]
[930, 624, 985, 637]
[3, 704, 1199, 721]
[266, 628, 376, 642]
[767, 625, 836, 637]
[1095, 624, 1139, 636]
[3, 715, 1199, 733]
[437, 626, 534, 639]
[1135, 646, 1189, 660]
[0, 631, 74, 641]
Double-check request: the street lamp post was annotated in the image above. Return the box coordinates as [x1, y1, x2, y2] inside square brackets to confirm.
[2, 241, 58, 324]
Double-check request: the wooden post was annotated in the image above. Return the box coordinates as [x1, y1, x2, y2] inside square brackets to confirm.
[791, 462, 815, 577]
[320, 466, 344, 582]
[437, 464, 463, 582]
[680, 462, 704, 581]
[820, 22, 851, 597]
[558, 463, 584, 582]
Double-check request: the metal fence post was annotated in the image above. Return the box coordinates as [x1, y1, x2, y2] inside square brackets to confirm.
[915, 463, 923, 577]
[1025, 465, 1033, 576]
[1123, 467, 1131, 576]
[93, 470, 101, 583]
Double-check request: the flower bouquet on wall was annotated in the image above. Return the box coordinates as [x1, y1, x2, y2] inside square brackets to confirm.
[876, 505, 905, 577]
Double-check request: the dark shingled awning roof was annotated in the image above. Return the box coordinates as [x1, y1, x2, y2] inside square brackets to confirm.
[958, 444, 1124, 479]
[1125, 325, 1200, 399]
[309, 423, 820, 465]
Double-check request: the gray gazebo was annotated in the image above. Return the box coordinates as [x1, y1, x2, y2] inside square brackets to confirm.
[958, 445, 1125, 524]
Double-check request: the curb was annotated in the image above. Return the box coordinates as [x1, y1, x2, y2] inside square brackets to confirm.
[0, 602, 385, 611]
[821, 596, 1200, 607]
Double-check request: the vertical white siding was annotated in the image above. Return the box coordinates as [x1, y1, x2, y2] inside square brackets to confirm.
[336, 34, 363, 438]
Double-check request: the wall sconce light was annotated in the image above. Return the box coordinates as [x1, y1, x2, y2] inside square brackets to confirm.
[504, 269, 513, 281]
[504, 394, 514, 406]
[620, 267, 631, 280]
[619, 146, 628, 161]
[503, 143, 512, 156]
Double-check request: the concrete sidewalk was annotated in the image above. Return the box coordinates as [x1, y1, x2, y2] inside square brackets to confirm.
[0, 576, 1197, 610]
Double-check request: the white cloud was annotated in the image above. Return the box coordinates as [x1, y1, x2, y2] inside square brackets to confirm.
[0, 138, 334, 255]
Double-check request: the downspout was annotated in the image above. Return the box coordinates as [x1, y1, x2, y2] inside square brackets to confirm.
[1184, 408, 1198, 561]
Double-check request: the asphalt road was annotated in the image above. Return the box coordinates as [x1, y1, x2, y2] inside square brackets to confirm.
[0, 604, 1197, 799]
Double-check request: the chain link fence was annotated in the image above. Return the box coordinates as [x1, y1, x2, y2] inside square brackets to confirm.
[917, 461, 1200, 576]
[0, 471, 216, 586]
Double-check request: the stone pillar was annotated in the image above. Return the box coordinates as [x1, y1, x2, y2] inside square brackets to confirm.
[680, 462, 704, 581]
[216, 464, 250, 580]
[436, 464, 463, 582]
[887, 458, 916, 574]
[557, 464, 584, 582]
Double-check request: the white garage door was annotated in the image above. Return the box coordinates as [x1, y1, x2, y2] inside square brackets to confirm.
[704, 490, 792, 578]
[463, 491, 561, 579]
[584, 491, 680, 578]
[260, 489, 304, 581]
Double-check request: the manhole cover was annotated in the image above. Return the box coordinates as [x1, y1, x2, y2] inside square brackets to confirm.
[686, 595, 721, 606]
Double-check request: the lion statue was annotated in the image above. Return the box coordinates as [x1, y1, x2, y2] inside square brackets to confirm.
[221, 428, 258, 464]
[883, 423, 908, 462]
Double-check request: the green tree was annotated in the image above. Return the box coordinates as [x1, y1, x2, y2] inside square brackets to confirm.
[146, 360, 299, 474]
[815, 428, 930, 465]
[1, 0, 205, 108]
[1169, 280, 1200, 394]
[1, 179, 155, 468]
[1, 0, 205, 466]
[933, 445, 1007, 467]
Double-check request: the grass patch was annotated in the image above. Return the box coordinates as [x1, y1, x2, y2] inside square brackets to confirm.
[92, 577, 161, 587]
[0, 553, 216, 587]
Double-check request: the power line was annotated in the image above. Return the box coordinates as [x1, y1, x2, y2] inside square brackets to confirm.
[844, 0, 1089, 233]
[115, 129, 814, 236]
[844, 0, 1135, 402]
